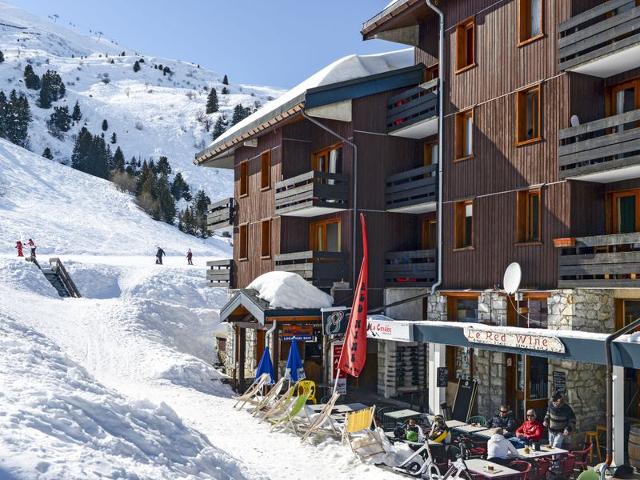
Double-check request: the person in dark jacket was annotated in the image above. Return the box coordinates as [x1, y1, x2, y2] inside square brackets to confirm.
[155, 247, 166, 265]
[186, 248, 193, 265]
[27, 238, 36, 259]
[489, 405, 517, 436]
[543, 391, 576, 448]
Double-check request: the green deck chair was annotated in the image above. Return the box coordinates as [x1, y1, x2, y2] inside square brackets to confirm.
[269, 392, 311, 434]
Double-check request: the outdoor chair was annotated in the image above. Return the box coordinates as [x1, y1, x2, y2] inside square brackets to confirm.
[558, 453, 576, 478]
[466, 415, 487, 427]
[269, 393, 311, 434]
[233, 373, 270, 409]
[509, 460, 532, 480]
[299, 391, 341, 442]
[257, 384, 297, 421]
[250, 377, 286, 416]
[296, 380, 317, 404]
[530, 458, 551, 480]
[340, 406, 386, 458]
[571, 444, 592, 473]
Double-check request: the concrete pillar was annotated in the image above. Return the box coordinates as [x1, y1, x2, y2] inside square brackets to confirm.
[612, 366, 625, 466]
[429, 342, 446, 414]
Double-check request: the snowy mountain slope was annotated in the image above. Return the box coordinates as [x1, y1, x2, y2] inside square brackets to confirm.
[0, 137, 231, 256]
[0, 0, 282, 198]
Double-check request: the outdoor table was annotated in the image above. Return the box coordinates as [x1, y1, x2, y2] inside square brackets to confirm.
[425, 415, 467, 429]
[308, 402, 367, 415]
[383, 408, 422, 422]
[463, 459, 520, 478]
[516, 445, 568, 459]
[452, 423, 489, 434]
[473, 427, 502, 439]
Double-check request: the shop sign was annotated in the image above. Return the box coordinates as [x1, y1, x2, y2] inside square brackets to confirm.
[281, 324, 314, 342]
[321, 307, 350, 336]
[330, 341, 347, 394]
[366, 318, 414, 342]
[463, 326, 566, 354]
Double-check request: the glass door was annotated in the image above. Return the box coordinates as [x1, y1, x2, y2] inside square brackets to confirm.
[309, 218, 341, 252]
[610, 80, 640, 132]
[610, 190, 640, 234]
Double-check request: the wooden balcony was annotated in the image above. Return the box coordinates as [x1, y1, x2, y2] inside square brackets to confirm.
[556, 233, 640, 288]
[384, 249, 437, 287]
[275, 170, 349, 217]
[386, 164, 437, 213]
[559, 109, 640, 182]
[206, 259, 234, 288]
[206, 197, 234, 234]
[387, 78, 438, 139]
[559, 0, 640, 77]
[274, 251, 346, 288]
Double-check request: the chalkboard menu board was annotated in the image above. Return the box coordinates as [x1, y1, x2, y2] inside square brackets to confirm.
[553, 371, 567, 394]
[452, 378, 477, 422]
[437, 367, 448, 388]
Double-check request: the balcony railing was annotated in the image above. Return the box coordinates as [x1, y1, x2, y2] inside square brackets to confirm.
[206, 197, 235, 234]
[206, 259, 234, 288]
[556, 233, 640, 288]
[559, 109, 640, 180]
[274, 250, 346, 288]
[386, 164, 437, 213]
[559, 0, 640, 76]
[275, 170, 349, 217]
[387, 78, 439, 138]
[384, 249, 437, 287]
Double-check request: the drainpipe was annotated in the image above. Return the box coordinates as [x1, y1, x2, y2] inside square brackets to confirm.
[301, 111, 358, 287]
[602, 317, 640, 479]
[426, 0, 444, 297]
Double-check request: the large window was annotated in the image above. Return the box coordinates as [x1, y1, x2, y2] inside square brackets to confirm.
[455, 17, 476, 73]
[424, 141, 438, 167]
[513, 294, 549, 329]
[260, 150, 271, 190]
[455, 200, 473, 249]
[312, 144, 343, 174]
[517, 189, 541, 243]
[238, 223, 248, 260]
[260, 219, 271, 258]
[518, 0, 543, 45]
[447, 295, 479, 322]
[516, 84, 542, 145]
[310, 218, 341, 252]
[239, 161, 248, 197]
[455, 109, 474, 160]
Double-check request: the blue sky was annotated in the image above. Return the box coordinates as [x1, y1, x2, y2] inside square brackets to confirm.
[16, 0, 399, 89]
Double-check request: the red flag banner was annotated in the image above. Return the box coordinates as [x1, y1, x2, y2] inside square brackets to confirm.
[338, 213, 368, 378]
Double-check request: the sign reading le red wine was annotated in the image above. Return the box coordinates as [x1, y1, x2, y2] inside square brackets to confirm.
[464, 326, 566, 353]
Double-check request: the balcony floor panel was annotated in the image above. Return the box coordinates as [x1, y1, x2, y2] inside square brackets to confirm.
[387, 200, 437, 214]
[277, 205, 347, 217]
[389, 117, 438, 139]
[561, 161, 640, 183]
[569, 42, 640, 78]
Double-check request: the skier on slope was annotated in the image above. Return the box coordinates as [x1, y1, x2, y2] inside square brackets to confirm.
[155, 246, 166, 265]
[186, 248, 193, 266]
[15, 240, 24, 257]
[27, 238, 36, 259]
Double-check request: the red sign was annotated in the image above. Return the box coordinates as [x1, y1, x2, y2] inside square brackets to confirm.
[331, 342, 343, 379]
[281, 325, 313, 336]
[338, 213, 368, 378]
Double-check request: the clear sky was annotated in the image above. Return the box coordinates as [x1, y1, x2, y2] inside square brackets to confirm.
[15, 0, 400, 89]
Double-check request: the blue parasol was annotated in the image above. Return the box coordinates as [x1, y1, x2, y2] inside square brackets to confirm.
[284, 339, 306, 383]
[255, 346, 275, 385]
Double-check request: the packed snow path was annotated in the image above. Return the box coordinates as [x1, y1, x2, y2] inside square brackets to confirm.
[0, 256, 406, 479]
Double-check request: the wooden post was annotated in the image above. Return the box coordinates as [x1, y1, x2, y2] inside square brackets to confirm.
[272, 323, 280, 382]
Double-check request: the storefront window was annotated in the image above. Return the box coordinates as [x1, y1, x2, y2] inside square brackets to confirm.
[516, 297, 548, 328]
[455, 299, 478, 322]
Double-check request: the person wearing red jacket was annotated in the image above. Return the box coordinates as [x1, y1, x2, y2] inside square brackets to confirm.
[516, 409, 544, 444]
[15, 240, 24, 257]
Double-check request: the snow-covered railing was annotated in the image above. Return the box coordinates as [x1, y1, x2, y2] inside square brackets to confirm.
[49, 258, 81, 298]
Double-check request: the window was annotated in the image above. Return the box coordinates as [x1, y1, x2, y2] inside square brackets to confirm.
[424, 141, 438, 167]
[238, 223, 248, 260]
[454, 200, 473, 249]
[310, 218, 341, 252]
[260, 219, 271, 258]
[608, 190, 640, 234]
[517, 189, 541, 243]
[422, 219, 437, 250]
[516, 85, 541, 145]
[260, 150, 271, 190]
[239, 161, 248, 197]
[447, 294, 479, 322]
[455, 17, 476, 73]
[518, 0, 543, 45]
[455, 109, 473, 160]
[425, 64, 439, 81]
[312, 144, 343, 174]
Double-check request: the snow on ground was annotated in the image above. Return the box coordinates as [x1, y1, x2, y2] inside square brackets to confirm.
[247, 271, 334, 309]
[0, 1, 283, 197]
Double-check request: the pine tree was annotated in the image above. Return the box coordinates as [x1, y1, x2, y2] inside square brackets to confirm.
[38, 70, 65, 108]
[46, 105, 71, 139]
[101, 119, 108, 131]
[231, 104, 251, 126]
[0, 91, 6, 139]
[89, 133, 110, 179]
[171, 172, 191, 201]
[162, 66, 171, 76]
[71, 101, 82, 122]
[42, 147, 53, 159]
[206, 87, 219, 114]
[0, 51, 4, 63]
[2, 90, 32, 147]
[112, 146, 125, 172]
[133, 60, 141, 72]
[156, 156, 171, 176]
[157, 175, 176, 224]
[193, 189, 211, 238]
[110, 132, 117, 144]
[212, 116, 227, 139]
[221, 86, 229, 95]
[71, 127, 93, 173]
[24, 65, 40, 90]
[222, 74, 229, 85]
[125, 156, 138, 176]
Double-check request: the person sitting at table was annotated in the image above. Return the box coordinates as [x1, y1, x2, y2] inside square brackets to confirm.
[515, 409, 544, 445]
[487, 428, 521, 467]
[428, 415, 450, 444]
[489, 405, 517, 437]
[405, 418, 425, 443]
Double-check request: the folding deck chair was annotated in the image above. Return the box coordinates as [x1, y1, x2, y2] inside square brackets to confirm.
[250, 377, 286, 416]
[233, 373, 270, 409]
[257, 383, 297, 421]
[341, 406, 386, 458]
[299, 391, 342, 443]
[269, 392, 311, 434]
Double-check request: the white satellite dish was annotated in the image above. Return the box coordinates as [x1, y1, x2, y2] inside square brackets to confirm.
[503, 262, 522, 295]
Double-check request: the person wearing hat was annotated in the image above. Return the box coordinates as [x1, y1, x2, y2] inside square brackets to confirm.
[428, 415, 450, 443]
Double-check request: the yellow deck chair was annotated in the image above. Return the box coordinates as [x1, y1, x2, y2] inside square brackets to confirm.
[296, 380, 317, 404]
[342, 406, 385, 458]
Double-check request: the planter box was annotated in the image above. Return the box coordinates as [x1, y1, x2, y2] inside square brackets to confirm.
[553, 237, 576, 248]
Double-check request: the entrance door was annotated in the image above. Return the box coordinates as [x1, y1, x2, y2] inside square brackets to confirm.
[524, 355, 549, 421]
[609, 190, 640, 234]
[616, 300, 640, 418]
[610, 79, 640, 131]
[422, 219, 437, 250]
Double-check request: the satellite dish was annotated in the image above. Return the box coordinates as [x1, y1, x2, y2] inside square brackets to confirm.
[503, 262, 522, 295]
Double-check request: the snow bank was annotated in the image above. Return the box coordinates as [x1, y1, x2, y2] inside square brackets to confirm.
[247, 271, 333, 309]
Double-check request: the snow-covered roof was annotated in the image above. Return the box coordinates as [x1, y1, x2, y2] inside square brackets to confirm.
[195, 49, 414, 165]
[247, 271, 333, 310]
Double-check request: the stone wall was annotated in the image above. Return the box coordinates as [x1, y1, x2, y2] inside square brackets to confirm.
[427, 292, 447, 321]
